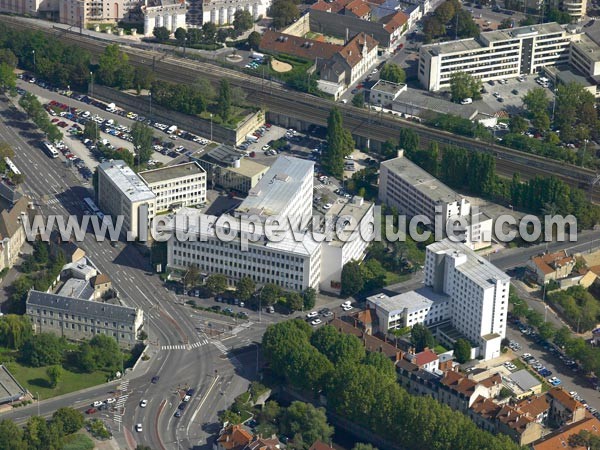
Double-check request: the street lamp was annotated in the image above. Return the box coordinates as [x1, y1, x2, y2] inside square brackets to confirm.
[210, 113, 213, 142]
[32, 50, 36, 75]
[149, 91, 152, 117]
[89, 72, 94, 97]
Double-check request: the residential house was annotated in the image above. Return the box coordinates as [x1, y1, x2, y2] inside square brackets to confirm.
[308, 442, 333, 450]
[404, 347, 439, 373]
[259, 30, 343, 62]
[92, 273, 112, 300]
[505, 369, 543, 399]
[368, 79, 407, 107]
[532, 416, 600, 450]
[320, 32, 379, 86]
[0, 197, 31, 272]
[547, 387, 587, 427]
[527, 251, 576, 285]
[245, 436, 284, 450]
[516, 395, 550, 424]
[438, 370, 500, 412]
[214, 424, 253, 450]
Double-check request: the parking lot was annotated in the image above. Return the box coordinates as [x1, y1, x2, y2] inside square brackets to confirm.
[477, 74, 554, 114]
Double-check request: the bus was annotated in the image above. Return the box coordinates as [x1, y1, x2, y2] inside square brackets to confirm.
[83, 197, 100, 214]
[41, 141, 59, 158]
[4, 157, 20, 176]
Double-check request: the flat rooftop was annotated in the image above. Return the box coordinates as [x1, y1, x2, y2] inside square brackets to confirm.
[425, 22, 566, 55]
[381, 154, 464, 205]
[322, 197, 374, 246]
[168, 208, 323, 257]
[367, 286, 450, 314]
[572, 34, 600, 61]
[235, 156, 313, 217]
[372, 79, 406, 94]
[427, 239, 510, 289]
[194, 144, 244, 168]
[98, 160, 155, 203]
[224, 159, 269, 178]
[508, 369, 541, 392]
[546, 65, 595, 87]
[139, 162, 205, 185]
[56, 278, 94, 300]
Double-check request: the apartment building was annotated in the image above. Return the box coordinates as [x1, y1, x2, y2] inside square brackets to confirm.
[26, 290, 144, 348]
[142, 0, 187, 36]
[166, 208, 322, 292]
[59, 0, 138, 27]
[97, 160, 156, 239]
[139, 162, 206, 213]
[425, 239, 510, 361]
[201, 0, 269, 24]
[556, 0, 587, 19]
[378, 151, 492, 249]
[419, 22, 574, 91]
[569, 33, 600, 77]
[366, 287, 450, 331]
[234, 156, 314, 225]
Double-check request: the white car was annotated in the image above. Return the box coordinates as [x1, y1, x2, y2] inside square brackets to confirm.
[323, 203, 332, 210]
[311, 319, 322, 326]
[344, 155, 354, 160]
[105, 398, 116, 404]
[569, 391, 578, 397]
[342, 305, 353, 311]
[92, 401, 103, 407]
[140, 400, 148, 408]
[183, 395, 191, 402]
[341, 301, 352, 308]
[306, 311, 318, 319]
[136, 424, 143, 432]
[262, 144, 270, 151]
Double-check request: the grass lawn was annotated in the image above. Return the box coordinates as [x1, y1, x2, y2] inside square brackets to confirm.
[384, 270, 410, 285]
[62, 433, 94, 450]
[199, 107, 250, 129]
[5, 362, 109, 400]
[434, 345, 448, 354]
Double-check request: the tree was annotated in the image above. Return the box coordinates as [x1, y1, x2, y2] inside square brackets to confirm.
[324, 108, 354, 177]
[133, 66, 154, 92]
[205, 274, 227, 295]
[353, 445, 378, 450]
[260, 284, 281, 306]
[302, 288, 316, 311]
[88, 334, 122, 372]
[23, 415, 62, 450]
[523, 87, 548, 118]
[0, 315, 32, 349]
[379, 63, 406, 84]
[449, 71, 482, 102]
[131, 121, 153, 165]
[453, 338, 471, 363]
[236, 276, 256, 301]
[248, 31, 262, 50]
[216, 28, 229, 43]
[351, 92, 364, 108]
[202, 22, 217, 42]
[0, 63, 16, 92]
[0, 49, 17, 68]
[52, 407, 84, 435]
[258, 400, 281, 424]
[538, 321, 556, 341]
[20, 333, 66, 367]
[0, 419, 26, 450]
[175, 27, 187, 46]
[280, 402, 333, 447]
[398, 128, 420, 156]
[46, 365, 62, 388]
[233, 10, 254, 31]
[286, 292, 304, 311]
[498, 18, 513, 29]
[217, 79, 232, 122]
[423, 16, 445, 42]
[341, 261, 364, 297]
[411, 323, 435, 352]
[435, 0, 456, 22]
[509, 115, 527, 134]
[270, 0, 299, 29]
[184, 265, 200, 288]
[187, 28, 203, 45]
[455, 9, 480, 38]
[311, 325, 366, 364]
[82, 121, 99, 141]
[153, 26, 170, 43]
[97, 44, 133, 89]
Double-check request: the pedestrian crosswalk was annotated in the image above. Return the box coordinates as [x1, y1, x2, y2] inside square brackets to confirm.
[46, 197, 60, 205]
[212, 340, 228, 353]
[113, 380, 129, 423]
[160, 338, 209, 351]
[212, 340, 243, 370]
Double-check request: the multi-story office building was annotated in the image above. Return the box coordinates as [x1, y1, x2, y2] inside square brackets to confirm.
[555, 0, 587, 19]
[419, 22, 575, 91]
[378, 151, 492, 249]
[96, 160, 156, 240]
[234, 156, 314, 225]
[139, 162, 206, 214]
[569, 33, 600, 78]
[367, 287, 451, 331]
[166, 208, 322, 292]
[425, 239, 510, 361]
[26, 290, 144, 348]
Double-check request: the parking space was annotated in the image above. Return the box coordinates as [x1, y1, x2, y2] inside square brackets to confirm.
[478, 75, 553, 114]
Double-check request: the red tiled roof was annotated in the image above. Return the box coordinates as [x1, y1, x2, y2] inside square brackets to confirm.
[547, 387, 583, 413]
[246, 437, 283, 450]
[531, 250, 575, 275]
[311, 0, 352, 13]
[440, 370, 478, 396]
[217, 425, 253, 450]
[471, 395, 501, 419]
[496, 404, 535, 433]
[259, 30, 343, 62]
[533, 416, 600, 450]
[479, 373, 502, 388]
[309, 441, 334, 450]
[357, 308, 373, 325]
[382, 11, 408, 33]
[345, 0, 371, 17]
[337, 32, 378, 68]
[413, 348, 438, 367]
[516, 395, 551, 419]
[329, 318, 402, 360]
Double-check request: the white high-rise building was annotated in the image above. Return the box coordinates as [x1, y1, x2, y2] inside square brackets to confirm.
[424, 239, 510, 361]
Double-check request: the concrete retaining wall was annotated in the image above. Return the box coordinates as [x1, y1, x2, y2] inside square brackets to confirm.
[282, 13, 310, 37]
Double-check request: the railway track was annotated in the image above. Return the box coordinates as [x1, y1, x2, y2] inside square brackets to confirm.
[5, 16, 600, 200]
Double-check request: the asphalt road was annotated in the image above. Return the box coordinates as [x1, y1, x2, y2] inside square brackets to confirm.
[0, 94, 273, 450]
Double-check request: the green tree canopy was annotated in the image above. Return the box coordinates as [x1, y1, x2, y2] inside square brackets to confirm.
[270, 0, 299, 29]
[153, 27, 170, 43]
[52, 407, 84, 435]
[280, 402, 334, 448]
[233, 10, 254, 31]
[205, 274, 228, 295]
[341, 261, 364, 297]
[20, 333, 66, 367]
[131, 122, 153, 165]
[410, 323, 435, 352]
[379, 63, 406, 84]
[453, 338, 471, 363]
[324, 107, 354, 177]
[449, 71, 482, 102]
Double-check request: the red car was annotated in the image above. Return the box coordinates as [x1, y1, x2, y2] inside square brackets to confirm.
[85, 408, 97, 414]
[249, 151, 256, 157]
[265, 123, 272, 128]
[51, 118, 59, 123]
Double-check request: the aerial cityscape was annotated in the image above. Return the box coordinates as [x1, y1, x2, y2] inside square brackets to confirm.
[1, 0, 600, 447]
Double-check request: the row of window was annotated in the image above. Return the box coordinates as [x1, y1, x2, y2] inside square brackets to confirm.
[34, 318, 132, 339]
[29, 309, 133, 329]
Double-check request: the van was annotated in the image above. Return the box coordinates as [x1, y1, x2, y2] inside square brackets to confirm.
[266, 306, 275, 313]
[167, 125, 178, 135]
[460, 98, 473, 105]
[246, 135, 258, 143]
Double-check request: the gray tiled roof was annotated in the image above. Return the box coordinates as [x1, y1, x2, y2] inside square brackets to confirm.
[26, 290, 138, 323]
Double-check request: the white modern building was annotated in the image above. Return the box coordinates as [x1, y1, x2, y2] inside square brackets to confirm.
[425, 239, 510, 361]
[201, 0, 268, 25]
[319, 196, 375, 293]
[96, 160, 156, 240]
[368, 79, 407, 107]
[166, 208, 322, 291]
[366, 287, 451, 331]
[378, 151, 492, 250]
[234, 156, 314, 225]
[418, 22, 575, 91]
[139, 162, 206, 213]
[142, 0, 187, 37]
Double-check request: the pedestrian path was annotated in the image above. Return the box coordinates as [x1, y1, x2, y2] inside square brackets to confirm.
[113, 380, 129, 424]
[160, 337, 209, 351]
